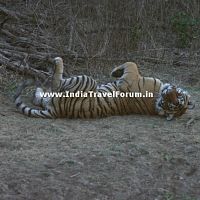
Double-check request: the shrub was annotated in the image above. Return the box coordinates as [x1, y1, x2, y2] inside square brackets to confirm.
[171, 12, 200, 48]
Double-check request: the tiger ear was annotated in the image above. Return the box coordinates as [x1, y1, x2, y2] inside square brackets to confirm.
[111, 66, 124, 78]
[188, 101, 195, 109]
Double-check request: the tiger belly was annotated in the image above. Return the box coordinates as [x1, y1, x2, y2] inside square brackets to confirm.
[47, 94, 157, 118]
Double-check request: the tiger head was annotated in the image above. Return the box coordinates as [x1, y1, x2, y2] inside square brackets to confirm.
[156, 83, 195, 120]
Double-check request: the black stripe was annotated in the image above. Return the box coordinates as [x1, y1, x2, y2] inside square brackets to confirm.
[65, 77, 76, 91]
[123, 97, 130, 114]
[77, 75, 86, 92]
[143, 77, 145, 87]
[51, 97, 58, 116]
[126, 96, 137, 113]
[40, 110, 51, 118]
[79, 97, 85, 113]
[66, 77, 80, 92]
[127, 87, 146, 114]
[67, 97, 75, 118]
[153, 78, 156, 92]
[111, 82, 117, 90]
[103, 85, 121, 114]
[138, 79, 141, 92]
[34, 112, 42, 117]
[41, 97, 44, 107]
[70, 97, 80, 118]
[137, 79, 151, 114]
[97, 96, 106, 116]
[89, 99, 93, 118]
[159, 82, 162, 90]
[65, 97, 70, 116]
[74, 77, 83, 93]
[39, 111, 47, 118]
[64, 96, 69, 111]
[142, 98, 152, 114]
[60, 80, 67, 91]
[116, 96, 124, 114]
[48, 109, 54, 118]
[98, 88, 109, 93]
[126, 88, 141, 113]
[28, 108, 33, 117]
[134, 99, 144, 113]
[120, 95, 127, 114]
[80, 75, 87, 92]
[82, 76, 90, 92]
[97, 106, 100, 117]
[104, 85, 114, 93]
[91, 79, 97, 90]
[58, 97, 63, 117]
[110, 91, 121, 114]
[103, 95, 115, 114]
[138, 79, 152, 114]
[22, 106, 28, 113]
[66, 77, 73, 87]
[16, 102, 23, 108]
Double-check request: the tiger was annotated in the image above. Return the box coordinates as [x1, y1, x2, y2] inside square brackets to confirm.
[14, 57, 194, 120]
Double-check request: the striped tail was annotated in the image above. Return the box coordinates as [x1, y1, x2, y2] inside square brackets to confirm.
[14, 80, 53, 118]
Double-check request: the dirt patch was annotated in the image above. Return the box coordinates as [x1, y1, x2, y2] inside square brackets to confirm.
[0, 66, 200, 200]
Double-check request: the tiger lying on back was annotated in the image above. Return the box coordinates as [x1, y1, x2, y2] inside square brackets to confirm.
[14, 57, 194, 120]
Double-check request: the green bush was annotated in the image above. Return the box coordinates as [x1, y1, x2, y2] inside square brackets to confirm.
[171, 12, 200, 47]
[130, 24, 142, 50]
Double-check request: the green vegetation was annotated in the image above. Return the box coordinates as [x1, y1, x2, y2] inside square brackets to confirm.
[171, 12, 200, 47]
[130, 24, 142, 50]
[164, 192, 175, 200]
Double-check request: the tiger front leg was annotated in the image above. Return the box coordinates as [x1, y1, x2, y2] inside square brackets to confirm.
[156, 106, 174, 121]
[32, 87, 50, 108]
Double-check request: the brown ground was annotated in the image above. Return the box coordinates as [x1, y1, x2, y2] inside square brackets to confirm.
[0, 63, 199, 200]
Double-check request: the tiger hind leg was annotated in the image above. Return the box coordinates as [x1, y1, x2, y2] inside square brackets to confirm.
[52, 57, 64, 91]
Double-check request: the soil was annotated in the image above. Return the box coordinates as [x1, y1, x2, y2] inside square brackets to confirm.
[0, 63, 200, 200]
